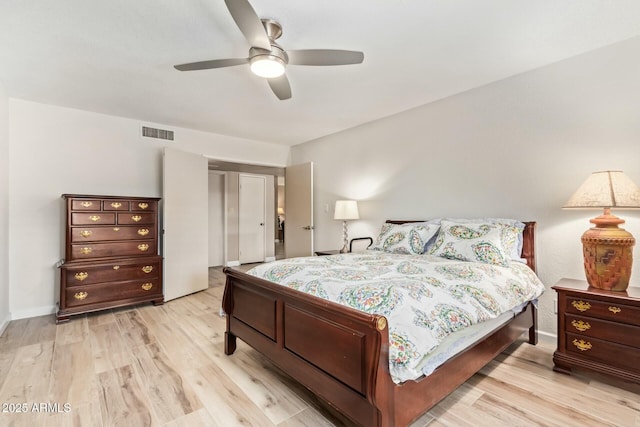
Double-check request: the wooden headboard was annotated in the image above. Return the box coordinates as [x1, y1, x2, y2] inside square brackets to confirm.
[385, 220, 537, 274]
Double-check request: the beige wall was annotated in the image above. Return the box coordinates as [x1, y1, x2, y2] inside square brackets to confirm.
[291, 36, 640, 338]
[7, 100, 289, 318]
[0, 81, 9, 334]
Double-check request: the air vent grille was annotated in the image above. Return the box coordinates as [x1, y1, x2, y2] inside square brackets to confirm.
[141, 126, 174, 141]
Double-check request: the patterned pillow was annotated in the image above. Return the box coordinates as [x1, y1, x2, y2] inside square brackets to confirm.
[428, 220, 516, 266]
[369, 223, 440, 255]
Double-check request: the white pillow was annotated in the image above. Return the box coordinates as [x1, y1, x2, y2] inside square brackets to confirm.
[369, 222, 440, 255]
[439, 218, 525, 260]
[429, 220, 517, 266]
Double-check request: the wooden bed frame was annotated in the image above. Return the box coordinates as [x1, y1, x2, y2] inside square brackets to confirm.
[222, 221, 538, 426]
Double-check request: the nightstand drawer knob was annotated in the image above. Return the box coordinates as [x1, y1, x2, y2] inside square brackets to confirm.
[142, 266, 153, 273]
[571, 320, 591, 332]
[608, 306, 622, 314]
[141, 283, 153, 291]
[572, 339, 592, 351]
[74, 272, 89, 281]
[572, 300, 591, 312]
[74, 291, 88, 301]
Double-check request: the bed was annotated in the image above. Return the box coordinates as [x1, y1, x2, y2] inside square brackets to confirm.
[222, 220, 541, 426]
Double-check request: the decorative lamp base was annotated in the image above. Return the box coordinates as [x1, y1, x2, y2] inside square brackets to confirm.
[340, 220, 349, 253]
[581, 212, 635, 291]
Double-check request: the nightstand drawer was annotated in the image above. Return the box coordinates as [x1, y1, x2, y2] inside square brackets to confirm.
[565, 314, 640, 348]
[566, 332, 640, 373]
[565, 296, 640, 327]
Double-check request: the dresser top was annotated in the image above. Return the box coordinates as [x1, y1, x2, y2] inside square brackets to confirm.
[61, 194, 161, 201]
[552, 277, 640, 301]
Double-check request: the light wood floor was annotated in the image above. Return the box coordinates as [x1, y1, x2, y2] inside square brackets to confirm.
[1, 266, 639, 427]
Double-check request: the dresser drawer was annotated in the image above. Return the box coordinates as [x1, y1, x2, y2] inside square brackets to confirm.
[70, 241, 156, 260]
[565, 296, 640, 327]
[566, 332, 640, 374]
[70, 199, 102, 211]
[103, 200, 130, 211]
[71, 225, 156, 243]
[116, 212, 156, 225]
[565, 313, 640, 348]
[131, 200, 157, 211]
[71, 212, 116, 225]
[64, 278, 162, 308]
[63, 260, 161, 286]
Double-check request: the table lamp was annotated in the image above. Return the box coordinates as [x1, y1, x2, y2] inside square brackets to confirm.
[564, 171, 640, 291]
[334, 200, 359, 253]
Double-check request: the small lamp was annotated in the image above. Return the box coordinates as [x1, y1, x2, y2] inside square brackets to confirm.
[334, 200, 359, 253]
[564, 171, 640, 291]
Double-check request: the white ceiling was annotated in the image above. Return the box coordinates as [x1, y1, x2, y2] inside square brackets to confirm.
[2, 1, 640, 146]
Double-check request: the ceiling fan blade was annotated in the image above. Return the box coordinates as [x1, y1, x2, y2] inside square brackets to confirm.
[267, 75, 292, 100]
[174, 58, 248, 71]
[287, 49, 364, 66]
[224, 0, 271, 51]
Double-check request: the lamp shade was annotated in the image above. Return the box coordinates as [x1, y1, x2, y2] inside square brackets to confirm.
[277, 207, 285, 215]
[564, 171, 640, 208]
[334, 200, 359, 220]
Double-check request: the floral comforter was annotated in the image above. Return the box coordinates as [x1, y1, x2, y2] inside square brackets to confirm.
[247, 252, 545, 383]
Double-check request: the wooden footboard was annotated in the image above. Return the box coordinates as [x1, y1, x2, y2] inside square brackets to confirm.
[222, 266, 537, 427]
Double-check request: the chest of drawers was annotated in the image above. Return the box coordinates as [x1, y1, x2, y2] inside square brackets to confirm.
[552, 278, 640, 383]
[57, 194, 163, 323]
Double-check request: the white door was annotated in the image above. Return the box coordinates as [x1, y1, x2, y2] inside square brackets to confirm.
[284, 162, 314, 258]
[239, 174, 266, 264]
[163, 147, 209, 301]
[208, 172, 225, 266]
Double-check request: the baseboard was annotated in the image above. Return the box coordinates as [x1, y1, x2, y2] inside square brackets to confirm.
[537, 330, 556, 344]
[0, 312, 11, 337]
[265, 256, 276, 262]
[10, 305, 56, 321]
[226, 260, 240, 267]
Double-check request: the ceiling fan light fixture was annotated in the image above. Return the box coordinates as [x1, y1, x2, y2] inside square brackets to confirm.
[250, 55, 285, 78]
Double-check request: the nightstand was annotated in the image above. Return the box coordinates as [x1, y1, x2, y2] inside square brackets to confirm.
[315, 249, 342, 256]
[552, 278, 640, 383]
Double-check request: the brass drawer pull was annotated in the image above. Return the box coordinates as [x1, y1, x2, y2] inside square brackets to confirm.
[80, 230, 92, 238]
[571, 320, 591, 332]
[74, 291, 88, 301]
[142, 266, 154, 273]
[79, 247, 92, 255]
[141, 283, 153, 291]
[138, 203, 149, 209]
[608, 306, 622, 314]
[74, 272, 89, 281]
[137, 244, 149, 251]
[131, 215, 142, 222]
[572, 300, 591, 312]
[81, 201, 93, 208]
[137, 229, 150, 236]
[111, 202, 122, 208]
[113, 265, 120, 270]
[572, 339, 592, 351]
[113, 227, 120, 231]
[89, 215, 101, 222]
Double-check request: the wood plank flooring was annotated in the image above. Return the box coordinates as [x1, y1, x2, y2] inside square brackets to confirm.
[1, 266, 639, 426]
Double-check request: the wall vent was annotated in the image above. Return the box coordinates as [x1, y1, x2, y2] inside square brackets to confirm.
[141, 126, 174, 141]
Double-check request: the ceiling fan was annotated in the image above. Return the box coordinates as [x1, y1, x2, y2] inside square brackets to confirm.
[174, 0, 364, 100]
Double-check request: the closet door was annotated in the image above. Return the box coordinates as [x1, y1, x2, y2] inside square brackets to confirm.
[162, 147, 208, 301]
[239, 174, 266, 264]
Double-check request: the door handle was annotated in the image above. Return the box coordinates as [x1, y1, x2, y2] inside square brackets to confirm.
[303, 225, 314, 230]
